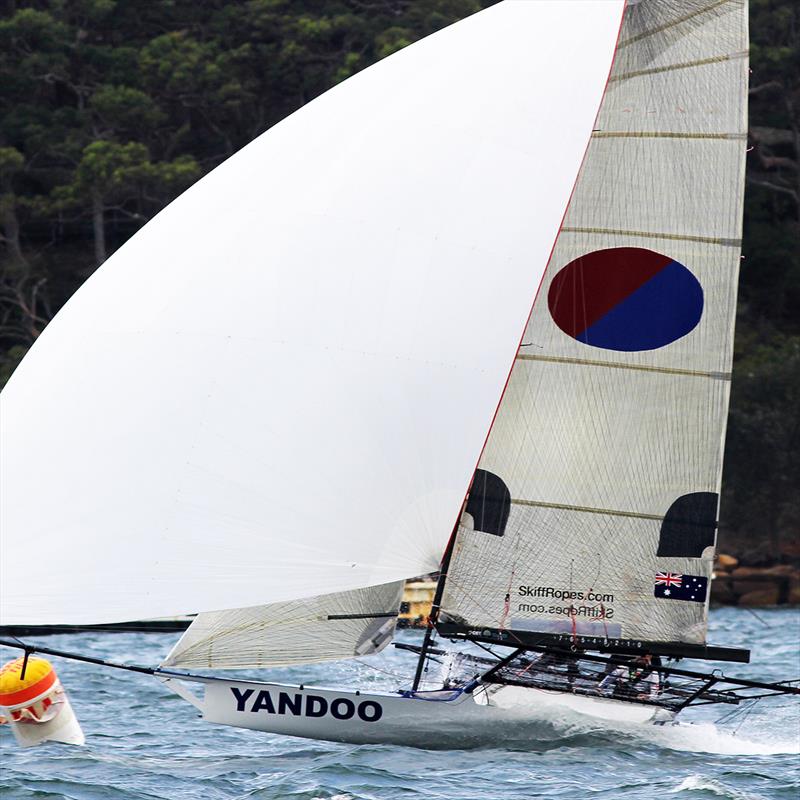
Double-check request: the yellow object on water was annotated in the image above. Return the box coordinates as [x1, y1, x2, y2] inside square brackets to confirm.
[0, 655, 85, 747]
[0, 656, 57, 708]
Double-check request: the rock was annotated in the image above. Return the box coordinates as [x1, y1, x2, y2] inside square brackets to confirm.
[733, 580, 780, 598]
[731, 566, 767, 579]
[779, 539, 800, 559]
[710, 579, 736, 605]
[716, 553, 739, 569]
[713, 568, 730, 577]
[788, 584, 800, 606]
[738, 586, 780, 606]
[760, 564, 797, 577]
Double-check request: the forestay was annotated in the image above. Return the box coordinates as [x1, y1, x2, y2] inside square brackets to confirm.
[162, 581, 404, 669]
[0, 1, 625, 625]
[441, 0, 748, 647]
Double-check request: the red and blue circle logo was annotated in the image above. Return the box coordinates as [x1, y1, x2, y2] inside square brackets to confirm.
[548, 247, 703, 352]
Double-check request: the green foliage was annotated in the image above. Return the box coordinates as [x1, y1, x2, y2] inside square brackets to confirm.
[719, 0, 800, 559]
[51, 140, 198, 208]
[0, 146, 24, 176]
[89, 85, 165, 134]
[723, 336, 800, 560]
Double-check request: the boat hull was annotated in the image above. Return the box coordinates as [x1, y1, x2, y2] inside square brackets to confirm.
[163, 675, 673, 749]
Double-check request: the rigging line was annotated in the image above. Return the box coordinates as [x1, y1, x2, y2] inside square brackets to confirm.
[609, 51, 748, 83]
[500, 515, 524, 632]
[517, 353, 732, 381]
[742, 607, 774, 628]
[590, 553, 603, 596]
[715, 701, 752, 726]
[472, 641, 503, 661]
[559, 226, 742, 248]
[0, 637, 159, 677]
[617, 0, 737, 48]
[731, 699, 759, 737]
[436, 571, 511, 629]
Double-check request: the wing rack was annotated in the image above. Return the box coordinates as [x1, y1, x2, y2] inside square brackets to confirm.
[396, 642, 800, 712]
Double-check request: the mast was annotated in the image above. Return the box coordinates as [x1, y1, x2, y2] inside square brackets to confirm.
[412, 528, 457, 691]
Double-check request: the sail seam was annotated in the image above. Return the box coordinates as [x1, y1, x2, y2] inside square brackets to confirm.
[617, 0, 737, 48]
[510, 498, 662, 521]
[609, 51, 748, 82]
[592, 131, 747, 140]
[515, 353, 732, 380]
[559, 225, 741, 247]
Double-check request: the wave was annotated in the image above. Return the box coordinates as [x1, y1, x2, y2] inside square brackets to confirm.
[647, 720, 799, 756]
[480, 705, 800, 755]
[670, 774, 766, 799]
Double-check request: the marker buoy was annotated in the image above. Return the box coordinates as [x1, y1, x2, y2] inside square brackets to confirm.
[0, 655, 84, 747]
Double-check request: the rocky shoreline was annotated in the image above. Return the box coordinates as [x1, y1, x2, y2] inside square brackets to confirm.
[711, 554, 800, 607]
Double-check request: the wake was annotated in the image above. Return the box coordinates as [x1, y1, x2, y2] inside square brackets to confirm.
[500, 706, 800, 755]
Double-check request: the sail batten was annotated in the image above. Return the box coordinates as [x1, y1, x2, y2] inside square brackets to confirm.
[515, 353, 732, 380]
[560, 227, 742, 247]
[440, 0, 748, 650]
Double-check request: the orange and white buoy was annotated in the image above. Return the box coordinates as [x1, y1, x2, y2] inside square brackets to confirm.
[0, 655, 84, 747]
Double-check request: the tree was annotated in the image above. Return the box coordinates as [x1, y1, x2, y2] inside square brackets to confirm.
[51, 140, 198, 265]
[748, 0, 799, 220]
[0, 145, 51, 348]
[723, 336, 800, 561]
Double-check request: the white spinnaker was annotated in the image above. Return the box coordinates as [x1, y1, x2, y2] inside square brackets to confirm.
[162, 581, 404, 669]
[441, 0, 748, 645]
[0, 0, 624, 625]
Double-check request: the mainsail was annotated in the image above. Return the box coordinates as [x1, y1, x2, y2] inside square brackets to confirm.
[163, 581, 404, 669]
[0, 1, 625, 625]
[440, 0, 748, 650]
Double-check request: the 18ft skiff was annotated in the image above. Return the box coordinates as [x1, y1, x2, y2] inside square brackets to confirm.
[1, 0, 798, 749]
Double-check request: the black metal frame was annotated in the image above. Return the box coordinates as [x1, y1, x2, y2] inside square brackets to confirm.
[436, 621, 751, 663]
[398, 636, 799, 711]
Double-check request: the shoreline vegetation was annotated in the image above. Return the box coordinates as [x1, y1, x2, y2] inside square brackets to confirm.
[1, 2, 797, 583]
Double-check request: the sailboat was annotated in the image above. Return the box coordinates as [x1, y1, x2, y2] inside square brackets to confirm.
[1, 0, 797, 749]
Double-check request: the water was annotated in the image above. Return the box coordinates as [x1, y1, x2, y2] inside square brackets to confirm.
[2, 607, 798, 799]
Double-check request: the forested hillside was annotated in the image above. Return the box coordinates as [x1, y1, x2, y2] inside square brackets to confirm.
[0, 0, 797, 562]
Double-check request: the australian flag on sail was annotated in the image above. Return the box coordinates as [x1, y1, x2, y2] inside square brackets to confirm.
[654, 572, 708, 603]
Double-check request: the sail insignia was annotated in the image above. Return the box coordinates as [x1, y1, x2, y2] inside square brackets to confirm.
[465, 470, 511, 537]
[657, 492, 718, 557]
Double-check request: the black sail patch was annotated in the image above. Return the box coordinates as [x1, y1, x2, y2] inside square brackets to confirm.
[657, 492, 718, 557]
[466, 469, 510, 537]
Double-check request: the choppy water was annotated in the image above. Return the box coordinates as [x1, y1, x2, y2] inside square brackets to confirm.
[1, 607, 798, 799]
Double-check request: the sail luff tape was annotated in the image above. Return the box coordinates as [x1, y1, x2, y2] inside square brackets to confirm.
[0, 656, 57, 709]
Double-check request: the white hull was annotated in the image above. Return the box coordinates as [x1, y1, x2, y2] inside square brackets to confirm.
[162, 674, 673, 749]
